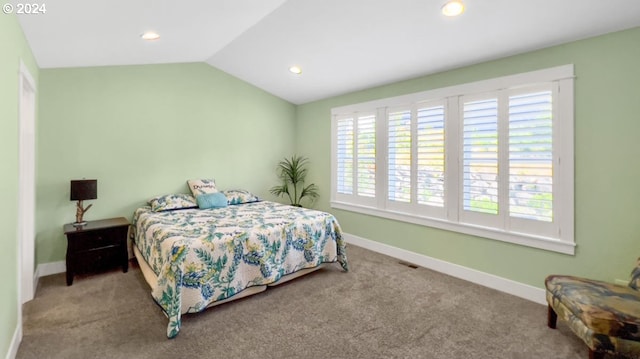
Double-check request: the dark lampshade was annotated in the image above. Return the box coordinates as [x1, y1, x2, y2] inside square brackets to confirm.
[70, 180, 97, 201]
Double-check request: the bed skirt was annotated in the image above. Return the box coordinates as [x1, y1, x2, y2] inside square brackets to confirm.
[134, 244, 328, 317]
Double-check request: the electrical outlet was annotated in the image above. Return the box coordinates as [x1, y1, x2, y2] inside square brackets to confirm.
[614, 279, 628, 286]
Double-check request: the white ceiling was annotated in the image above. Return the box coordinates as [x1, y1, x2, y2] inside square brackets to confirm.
[16, 0, 640, 104]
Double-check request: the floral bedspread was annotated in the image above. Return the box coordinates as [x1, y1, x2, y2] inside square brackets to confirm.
[132, 201, 348, 338]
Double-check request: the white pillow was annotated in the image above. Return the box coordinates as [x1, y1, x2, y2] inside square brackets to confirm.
[187, 178, 218, 197]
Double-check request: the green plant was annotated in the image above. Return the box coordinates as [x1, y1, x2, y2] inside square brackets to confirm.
[270, 155, 319, 207]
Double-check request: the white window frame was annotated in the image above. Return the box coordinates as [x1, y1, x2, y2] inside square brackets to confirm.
[331, 65, 575, 255]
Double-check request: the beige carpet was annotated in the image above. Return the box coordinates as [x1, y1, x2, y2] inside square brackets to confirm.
[17, 245, 600, 359]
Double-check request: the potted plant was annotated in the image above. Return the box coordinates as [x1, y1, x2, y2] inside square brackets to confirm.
[270, 155, 319, 207]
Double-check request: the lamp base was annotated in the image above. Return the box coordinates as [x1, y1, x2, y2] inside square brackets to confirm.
[72, 221, 87, 227]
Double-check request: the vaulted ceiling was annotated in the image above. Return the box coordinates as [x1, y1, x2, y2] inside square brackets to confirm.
[16, 0, 640, 104]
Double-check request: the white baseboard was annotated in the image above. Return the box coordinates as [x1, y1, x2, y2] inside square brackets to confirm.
[344, 233, 547, 305]
[35, 261, 65, 278]
[5, 322, 21, 359]
[29, 239, 547, 306]
[33, 260, 66, 292]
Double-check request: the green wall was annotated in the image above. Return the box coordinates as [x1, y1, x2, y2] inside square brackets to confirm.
[296, 27, 640, 288]
[36, 63, 296, 264]
[0, 14, 38, 359]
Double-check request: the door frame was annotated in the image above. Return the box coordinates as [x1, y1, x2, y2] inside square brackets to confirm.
[18, 59, 36, 306]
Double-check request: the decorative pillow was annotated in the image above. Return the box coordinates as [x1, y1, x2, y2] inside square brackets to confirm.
[148, 194, 198, 212]
[187, 179, 218, 197]
[196, 192, 228, 209]
[223, 189, 261, 205]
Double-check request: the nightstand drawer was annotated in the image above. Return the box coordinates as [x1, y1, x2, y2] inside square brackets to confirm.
[73, 247, 121, 273]
[67, 226, 128, 252]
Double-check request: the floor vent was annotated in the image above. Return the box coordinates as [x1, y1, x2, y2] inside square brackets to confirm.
[399, 261, 418, 269]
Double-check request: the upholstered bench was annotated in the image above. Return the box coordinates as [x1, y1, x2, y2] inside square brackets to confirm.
[545, 260, 640, 359]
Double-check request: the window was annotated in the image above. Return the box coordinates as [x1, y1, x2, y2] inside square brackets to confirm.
[334, 112, 377, 207]
[384, 102, 447, 218]
[416, 105, 446, 208]
[336, 117, 353, 195]
[357, 114, 376, 198]
[331, 65, 575, 254]
[388, 108, 411, 203]
[462, 96, 499, 215]
[508, 90, 553, 223]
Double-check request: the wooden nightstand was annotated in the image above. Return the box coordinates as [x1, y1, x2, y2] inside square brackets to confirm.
[63, 217, 130, 286]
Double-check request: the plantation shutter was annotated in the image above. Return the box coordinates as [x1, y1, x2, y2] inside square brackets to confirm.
[388, 109, 412, 202]
[416, 105, 445, 207]
[336, 117, 354, 195]
[462, 98, 499, 215]
[356, 114, 376, 198]
[508, 90, 553, 222]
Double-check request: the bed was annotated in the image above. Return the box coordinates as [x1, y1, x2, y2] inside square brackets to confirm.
[131, 197, 348, 338]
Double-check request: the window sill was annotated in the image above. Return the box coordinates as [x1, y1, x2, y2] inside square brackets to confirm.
[330, 201, 575, 255]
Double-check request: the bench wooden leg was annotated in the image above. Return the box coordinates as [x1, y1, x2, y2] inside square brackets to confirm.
[589, 348, 604, 359]
[547, 305, 557, 329]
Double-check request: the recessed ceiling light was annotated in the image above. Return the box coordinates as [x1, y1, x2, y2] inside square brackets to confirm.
[442, 0, 464, 17]
[289, 66, 302, 75]
[141, 32, 160, 41]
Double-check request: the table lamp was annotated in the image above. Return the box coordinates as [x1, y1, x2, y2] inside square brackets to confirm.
[70, 179, 97, 227]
